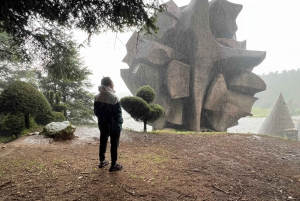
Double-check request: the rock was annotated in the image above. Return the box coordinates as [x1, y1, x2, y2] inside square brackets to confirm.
[284, 128, 298, 140]
[165, 99, 184, 125]
[253, 135, 261, 140]
[28, 132, 39, 136]
[204, 74, 227, 112]
[41, 121, 76, 140]
[166, 60, 190, 99]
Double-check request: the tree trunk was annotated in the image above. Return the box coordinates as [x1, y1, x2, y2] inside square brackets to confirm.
[143, 120, 147, 132]
[62, 94, 67, 119]
[25, 113, 30, 129]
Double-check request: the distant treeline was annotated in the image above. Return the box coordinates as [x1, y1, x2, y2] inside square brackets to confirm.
[254, 69, 300, 108]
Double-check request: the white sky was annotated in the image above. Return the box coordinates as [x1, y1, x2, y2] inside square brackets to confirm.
[76, 0, 300, 94]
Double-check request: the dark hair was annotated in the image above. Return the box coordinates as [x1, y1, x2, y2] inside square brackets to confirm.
[101, 77, 112, 86]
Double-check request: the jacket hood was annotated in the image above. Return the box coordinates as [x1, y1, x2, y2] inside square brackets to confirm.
[98, 85, 115, 93]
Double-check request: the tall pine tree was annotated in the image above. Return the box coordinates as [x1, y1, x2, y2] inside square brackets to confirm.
[38, 47, 95, 124]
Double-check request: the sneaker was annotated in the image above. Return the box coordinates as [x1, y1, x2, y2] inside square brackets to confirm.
[109, 163, 123, 172]
[98, 160, 109, 168]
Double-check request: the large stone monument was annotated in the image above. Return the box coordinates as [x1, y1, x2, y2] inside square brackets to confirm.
[121, 0, 266, 132]
[258, 93, 298, 140]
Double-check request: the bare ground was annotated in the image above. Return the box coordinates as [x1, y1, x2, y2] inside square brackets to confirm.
[1, 127, 300, 201]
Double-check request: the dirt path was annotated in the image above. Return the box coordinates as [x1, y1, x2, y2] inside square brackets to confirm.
[1, 128, 300, 200]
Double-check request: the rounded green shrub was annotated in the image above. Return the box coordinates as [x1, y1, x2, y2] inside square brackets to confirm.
[148, 104, 164, 122]
[121, 96, 150, 121]
[0, 81, 52, 116]
[3, 112, 25, 136]
[53, 104, 67, 113]
[52, 112, 66, 122]
[0, 80, 52, 128]
[121, 85, 164, 132]
[34, 112, 54, 125]
[136, 86, 155, 104]
[35, 111, 65, 125]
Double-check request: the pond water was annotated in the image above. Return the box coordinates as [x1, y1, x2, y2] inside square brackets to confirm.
[227, 117, 266, 134]
[228, 116, 300, 134]
[122, 110, 300, 134]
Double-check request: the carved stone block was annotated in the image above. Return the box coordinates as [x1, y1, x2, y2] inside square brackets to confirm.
[228, 71, 266, 96]
[204, 74, 227, 111]
[167, 60, 190, 99]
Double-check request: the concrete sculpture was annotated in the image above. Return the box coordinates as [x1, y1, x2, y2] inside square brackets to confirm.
[121, 0, 266, 131]
[258, 93, 298, 140]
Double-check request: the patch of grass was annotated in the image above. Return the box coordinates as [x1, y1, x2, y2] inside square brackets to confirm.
[0, 136, 16, 143]
[53, 159, 65, 166]
[0, 124, 43, 143]
[150, 130, 226, 135]
[151, 130, 197, 135]
[22, 125, 43, 136]
[251, 107, 270, 118]
[130, 174, 137, 178]
[142, 152, 169, 164]
[0, 167, 3, 178]
[25, 160, 46, 171]
[130, 174, 145, 181]
[10, 158, 22, 167]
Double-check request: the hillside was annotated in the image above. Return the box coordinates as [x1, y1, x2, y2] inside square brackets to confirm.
[1, 127, 300, 200]
[255, 69, 300, 108]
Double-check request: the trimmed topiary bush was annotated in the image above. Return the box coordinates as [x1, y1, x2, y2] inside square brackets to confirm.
[35, 111, 65, 125]
[136, 86, 155, 104]
[52, 112, 66, 122]
[121, 86, 164, 132]
[148, 104, 164, 122]
[34, 112, 54, 126]
[121, 96, 150, 120]
[3, 112, 26, 136]
[0, 80, 52, 128]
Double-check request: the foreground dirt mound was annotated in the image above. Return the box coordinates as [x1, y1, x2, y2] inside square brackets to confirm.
[1, 129, 300, 201]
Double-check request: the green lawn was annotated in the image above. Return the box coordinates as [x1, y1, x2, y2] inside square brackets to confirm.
[251, 107, 270, 118]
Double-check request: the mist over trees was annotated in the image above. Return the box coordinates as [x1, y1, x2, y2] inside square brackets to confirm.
[0, 1, 165, 136]
[0, 0, 164, 77]
[254, 69, 300, 109]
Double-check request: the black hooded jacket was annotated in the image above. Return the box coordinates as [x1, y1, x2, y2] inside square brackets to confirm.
[94, 85, 123, 131]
